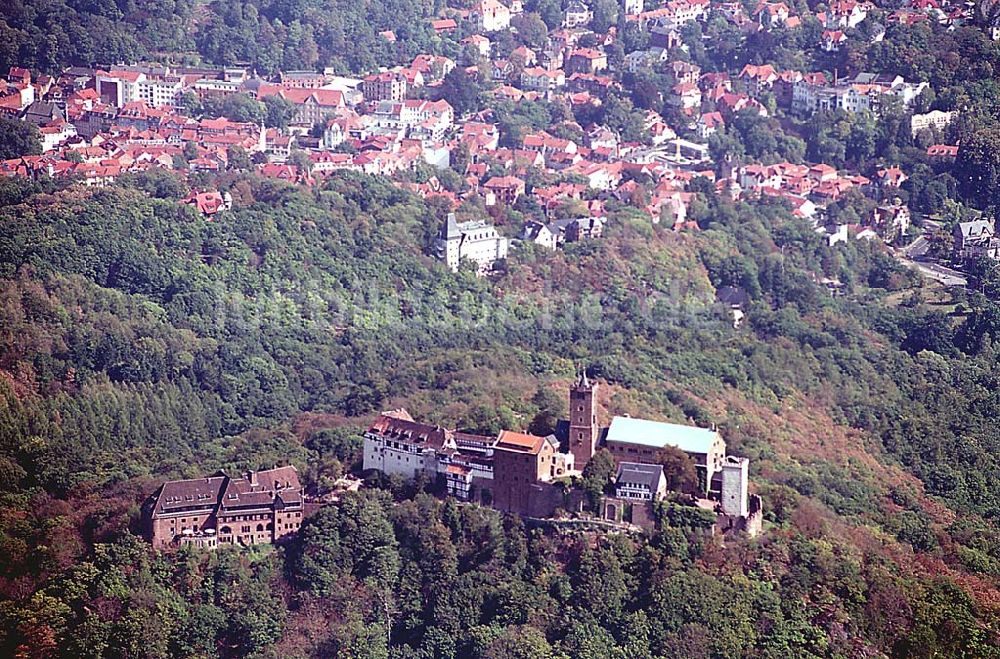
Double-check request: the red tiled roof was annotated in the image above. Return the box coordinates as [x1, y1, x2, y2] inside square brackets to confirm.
[495, 430, 545, 454]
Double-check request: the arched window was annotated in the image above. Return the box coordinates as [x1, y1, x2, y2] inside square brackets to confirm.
[256, 523, 264, 532]
[220, 526, 232, 535]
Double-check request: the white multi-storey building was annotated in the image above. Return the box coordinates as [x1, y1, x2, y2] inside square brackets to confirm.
[911, 110, 955, 136]
[135, 76, 184, 107]
[372, 99, 454, 139]
[469, 0, 511, 32]
[435, 213, 509, 274]
[363, 410, 495, 501]
[363, 410, 449, 479]
[793, 73, 927, 116]
[95, 70, 183, 108]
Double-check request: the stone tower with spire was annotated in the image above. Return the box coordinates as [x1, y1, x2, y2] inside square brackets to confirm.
[568, 372, 598, 469]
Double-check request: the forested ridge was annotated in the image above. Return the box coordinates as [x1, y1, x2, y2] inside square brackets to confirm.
[0, 0, 464, 76]
[0, 167, 999, 656]
[7, 0, 1000, 651]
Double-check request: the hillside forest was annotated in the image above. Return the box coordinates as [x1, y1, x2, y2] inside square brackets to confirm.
[0, 166, 998, 656]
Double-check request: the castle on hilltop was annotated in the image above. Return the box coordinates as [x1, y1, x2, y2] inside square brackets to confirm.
[363, 375, 762, 535]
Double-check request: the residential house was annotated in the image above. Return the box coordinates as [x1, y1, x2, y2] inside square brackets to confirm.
[738, 64, 779, 96]
[469, 0, 511, 32]
[562, 215, 605, 241]
[822, 30, 848, 52]
[670, 82, 702, 111]
[462, 34, 492, 57]
[757, 2, 792, 27]
[876, 166, 907, 189]
[520, 67, 566, 92]
[510, 46, 538, 68]
[566, 160, 622, 190]
[563, 1, 593, 27]
[373, 99, 454, 140]
[954, 220, 999, 262]
[624, 50, 664, 73]
[483, 175, 526, 204]
[521, 220, 559, 250]
[649, 25, 683, 50]
[773, 70, 803, 108]
[695, 111, 725, 139]
[431, 18, 459, 34]
[37, 119, 76, 151]
[566, 48, 608, 75]
[411, 55, 456, 82]
[181, 190, 232, 217]
[361, 71, 408, 103]
[670, 61, 702, 85]
[821, 0, 870, 28]
[869, 199, 911, 243]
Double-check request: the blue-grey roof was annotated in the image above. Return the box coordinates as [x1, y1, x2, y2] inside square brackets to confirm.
[616, 462, 664, 489]
[605, 416, 720, 454]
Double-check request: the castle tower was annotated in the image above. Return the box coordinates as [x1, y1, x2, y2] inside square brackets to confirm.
[721, 456, 749, 517]
[568, 372, 598, 469]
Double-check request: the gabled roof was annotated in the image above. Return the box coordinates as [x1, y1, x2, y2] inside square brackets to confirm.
[367, 411, 451, 449]
[605, 416, 721, 454]
[616, 462, 665, 489]
[495, 430, 546, 454]
[153, 475, 227, 515]
[219, 466, 302, 510]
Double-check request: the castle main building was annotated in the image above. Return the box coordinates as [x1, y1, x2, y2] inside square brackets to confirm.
[362, 376, 760, 532]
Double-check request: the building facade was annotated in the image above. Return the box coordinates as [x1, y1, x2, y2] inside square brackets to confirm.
[614, 462, 668, 501]
[603, 416, 727, 495]
[363, 409, 451, 478]
[362, 72, 408, 103]
[470, 0, 512, 32]
[148, 466, 304, 549]
[492, 430, 558, 514]
[435, 213, 509, 273]
[568, 373, 599, 469]
[954, 219, 999, 262]
[721, 456, 749, 517]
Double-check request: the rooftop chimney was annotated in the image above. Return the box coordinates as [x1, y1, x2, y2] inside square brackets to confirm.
[247, 470, 258, 487]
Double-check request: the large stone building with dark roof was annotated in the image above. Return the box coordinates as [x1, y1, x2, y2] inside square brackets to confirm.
[148, 466, 304, 549]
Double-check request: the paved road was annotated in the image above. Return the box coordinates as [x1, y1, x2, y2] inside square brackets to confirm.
[902, 235, 930, 260]
[899, 257, 968, 287]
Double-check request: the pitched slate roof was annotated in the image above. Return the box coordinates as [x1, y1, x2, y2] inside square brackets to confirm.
[616, 462, 665, 489]
[152, 475, 227, 515]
